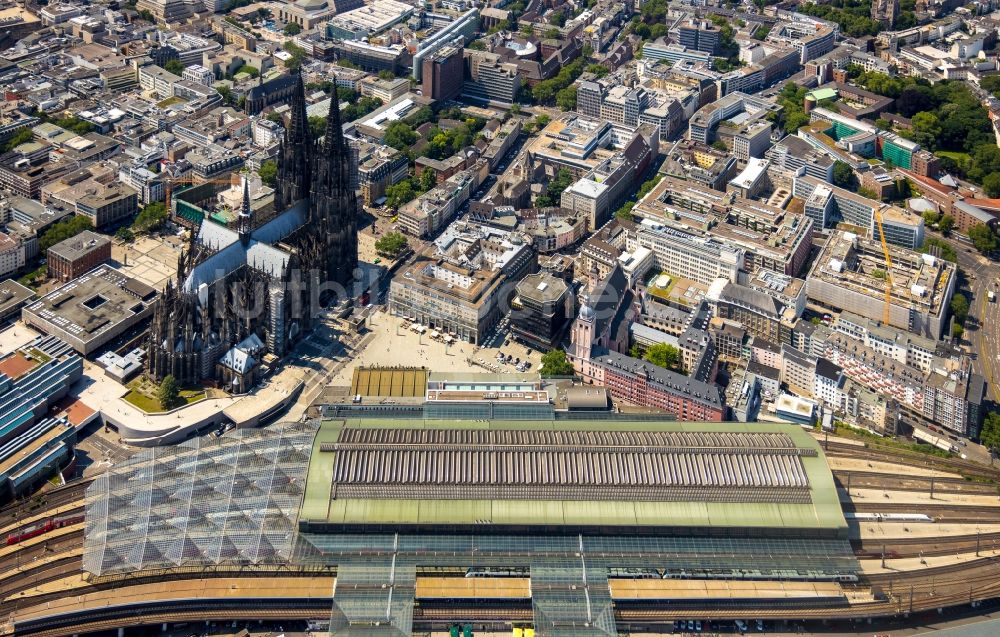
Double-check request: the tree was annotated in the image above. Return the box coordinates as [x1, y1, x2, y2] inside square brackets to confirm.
[258, 159, 278, 188]
[39, 216, 94, 252]
[556, 86, 577, 111]
[133, 201, 168, 234]
[549, 10, 566, 26]
[137, 8, 155, 21]
[2, 127, 32, 152]
[981, 413, 1000, 454]
[374, 231, 408, 257]
[952, 323, 964, 339]
[615, 201, 635, 220]
[544, 27, 560, 39]
[832, 161, 857, 190]
[938, 215, 954, 236]
[337, 87, 357, 102]
[534, 168, 573, 208]
[711, 140, 727, 151]
[283, 22, 301, 35]
[920, 237, 956, 262]
[910, 112, 941, 149]
[55, 116, 95, 135]
[283, 42, 307, 70]
[308, 115, 325, 140]
[385, 180, 416, 208]
[236, 65, 259, 78]
[643, 342, 682, 373]
[377, 70, 395, 80]
[510, 104, 521, 116]
[875, 118, 891, 131]
[266, 111, 283, 124]
[164, 59, 185, 76]
[540, 349, 574, 376]
[115, 227, 134, 243]
[419, 167, 437, 191]
[895, 86, 935, 118]
[585, 63, 608, 77]
[857, 187, 880, 201]
[969, 223, 998, 255]
[157, 374, 180, 410]
[950, 293, 969, 325]
[983, 172, 1000, 198]
[384, 121, 417, 150]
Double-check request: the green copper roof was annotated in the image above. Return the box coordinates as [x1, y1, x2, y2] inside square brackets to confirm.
[300, 419, 847, 534]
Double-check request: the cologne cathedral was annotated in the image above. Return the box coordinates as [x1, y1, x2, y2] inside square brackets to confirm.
[145, 74, 358, 391]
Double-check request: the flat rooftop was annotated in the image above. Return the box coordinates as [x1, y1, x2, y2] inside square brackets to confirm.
[300, 419, 847, 534]
[810, 230, 954, 316]
[0, 279, 35, 317]
[21, 264, 156, 352]
[47, 230, 110, 261]
[350, 366, 428, 397]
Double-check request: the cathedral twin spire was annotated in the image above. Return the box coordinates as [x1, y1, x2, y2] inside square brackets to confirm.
[273, 72, 352, 213]
[271, 71, 358, 287]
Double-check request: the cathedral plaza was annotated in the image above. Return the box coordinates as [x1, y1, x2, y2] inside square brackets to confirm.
[326, 310, 546, 386]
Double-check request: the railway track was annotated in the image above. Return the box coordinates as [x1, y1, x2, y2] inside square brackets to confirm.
[833, 471, 1000, 495]
[0, 482, 90, 526]
[823, 442, 1000, 481]
[854, 530, 1000, 558]
[0, 555, 82, 598]
[844, 502, 1000, 522]
[0, 529, 83, 574]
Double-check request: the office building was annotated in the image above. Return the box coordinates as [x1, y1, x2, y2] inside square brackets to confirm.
[47, 231, 111, 283]
[510, 273, 573, 351]
[389, 222, 536, 344]
[421, 45, 464, 101]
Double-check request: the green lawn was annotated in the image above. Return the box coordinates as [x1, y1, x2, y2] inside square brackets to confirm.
[27, 348, 51, 364]
[646, 272, 677, 301]
[123, 377, 207, 413]
[936, 150, 971, 163]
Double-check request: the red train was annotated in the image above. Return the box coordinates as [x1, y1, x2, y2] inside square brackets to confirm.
[5, 514, 84, 546]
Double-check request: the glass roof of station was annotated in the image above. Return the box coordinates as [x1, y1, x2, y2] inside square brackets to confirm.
[83, 421, 317, 577]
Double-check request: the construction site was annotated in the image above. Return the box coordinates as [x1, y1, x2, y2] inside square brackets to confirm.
[805, 230, 957, 339]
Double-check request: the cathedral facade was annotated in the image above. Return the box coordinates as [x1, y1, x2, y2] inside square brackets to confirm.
[145, 74, 358, 390]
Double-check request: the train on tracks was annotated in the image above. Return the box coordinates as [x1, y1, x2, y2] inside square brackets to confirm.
[5, 514, 84, 546]
[844, 513, 934, 523]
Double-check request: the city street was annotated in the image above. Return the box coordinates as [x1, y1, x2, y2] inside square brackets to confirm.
[949, 239, 999, 404]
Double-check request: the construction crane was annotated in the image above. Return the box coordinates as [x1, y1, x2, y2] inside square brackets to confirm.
[873, 208, 894, 325]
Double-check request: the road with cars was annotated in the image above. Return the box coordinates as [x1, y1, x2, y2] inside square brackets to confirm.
[950, 238, 999, 404]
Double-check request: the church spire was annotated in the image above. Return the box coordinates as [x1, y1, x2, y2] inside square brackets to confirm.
[274, 71, 313, 211]
[308, 84, 358, 289]
[323, 87, 346, 158]
[238, 178, 252, 245]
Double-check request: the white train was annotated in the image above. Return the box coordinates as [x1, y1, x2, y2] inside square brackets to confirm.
[845, 513, 934, 522]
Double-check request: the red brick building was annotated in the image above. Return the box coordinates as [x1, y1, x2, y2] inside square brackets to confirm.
[591, 351, 727, 421]
[47, 230, 111, 282]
